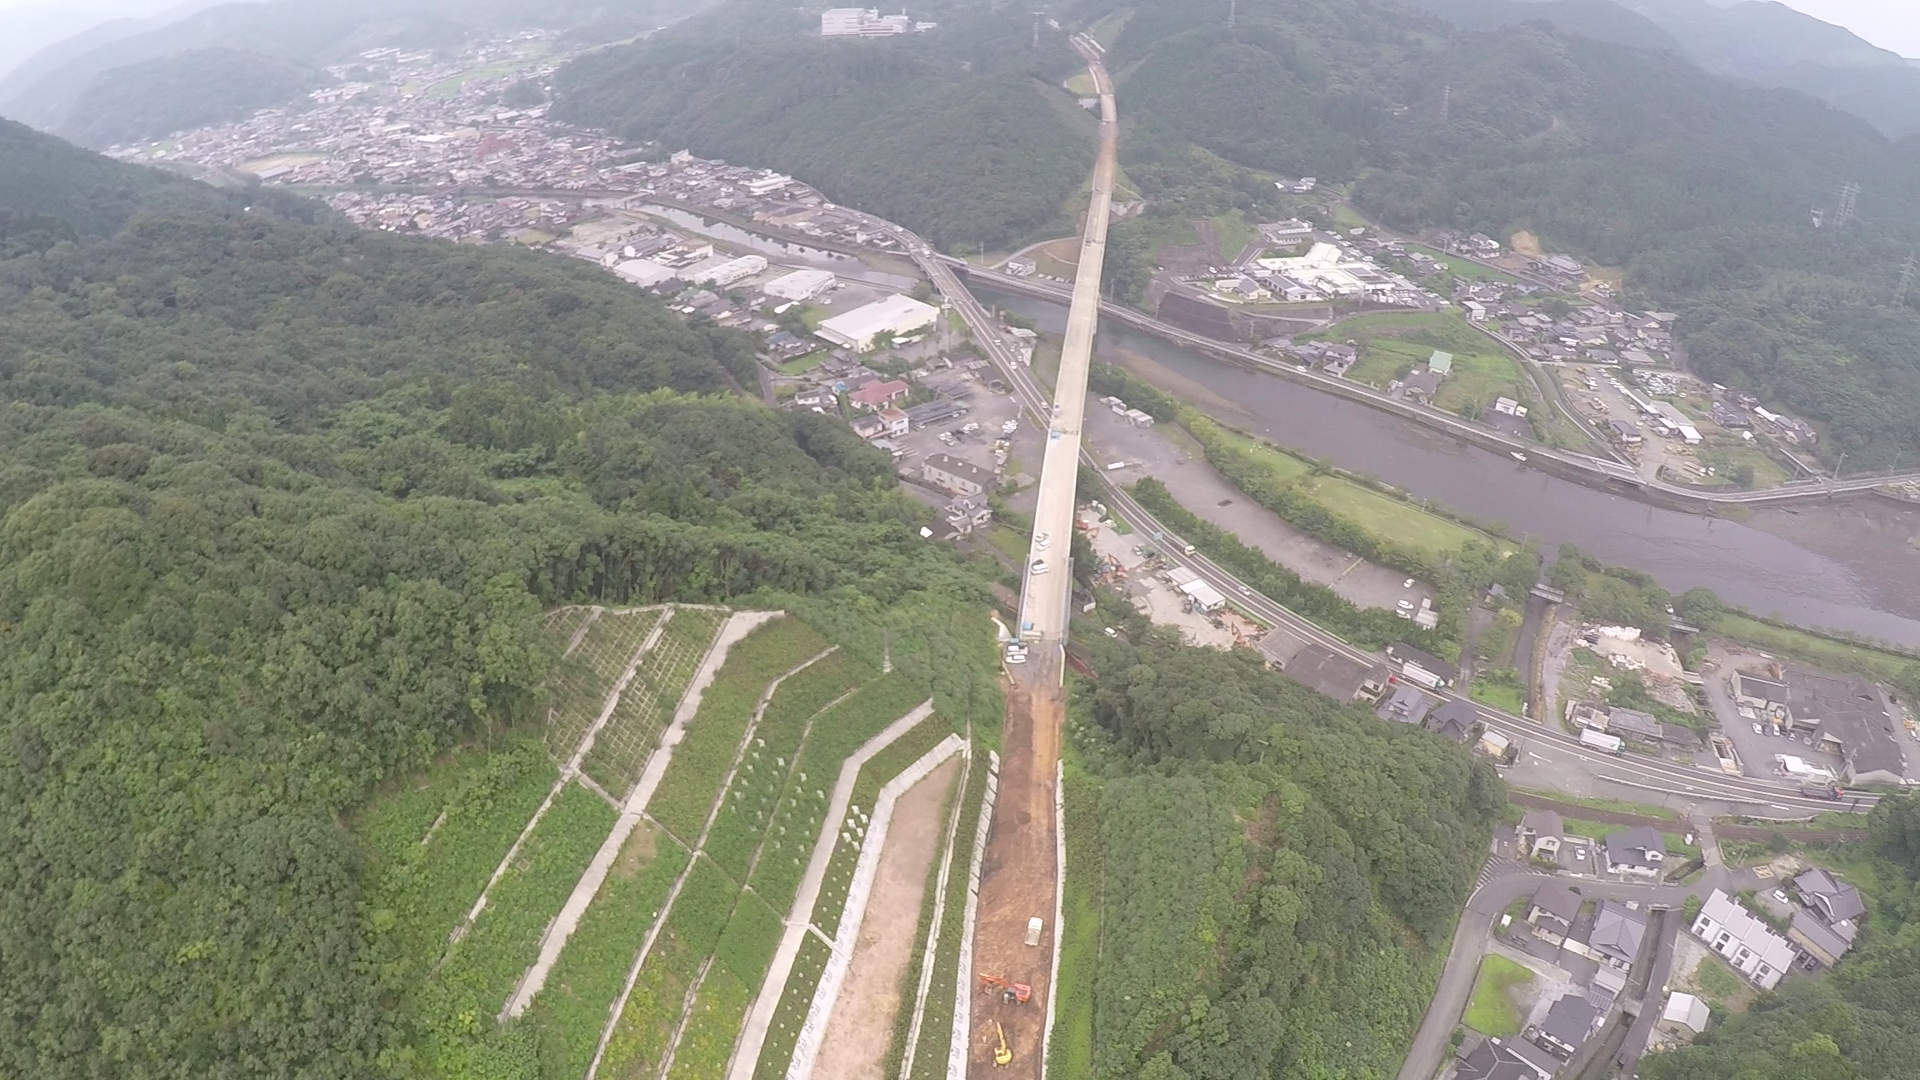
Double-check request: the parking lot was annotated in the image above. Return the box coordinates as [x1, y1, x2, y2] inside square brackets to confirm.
[882, 366, 1045, 507]
[1699, 646, 1848, 782]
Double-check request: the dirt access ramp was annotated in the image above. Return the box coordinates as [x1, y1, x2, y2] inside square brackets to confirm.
[809, 755, 964, 1080]
[967, 676, 1061, 1080]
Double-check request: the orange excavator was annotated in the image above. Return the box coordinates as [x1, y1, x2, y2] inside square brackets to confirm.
[978, 973, 1033, 1005]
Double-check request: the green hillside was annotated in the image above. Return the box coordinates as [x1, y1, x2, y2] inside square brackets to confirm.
[1075, 0, 1920, 468]
[1057, 624, 1502, 1079]
[58, 46, 326, 148]
[0, 120, 993, 1080]
[552, 0, 1096, 251]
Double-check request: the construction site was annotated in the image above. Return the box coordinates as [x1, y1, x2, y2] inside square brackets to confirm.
[965, 661, 1065, 1078]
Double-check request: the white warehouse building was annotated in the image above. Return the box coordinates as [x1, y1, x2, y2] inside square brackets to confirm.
[613, 259, 676, 289]
[816, 294, 939, 352]
[764, 268, 837, 301]
[680, 254, 767, 287]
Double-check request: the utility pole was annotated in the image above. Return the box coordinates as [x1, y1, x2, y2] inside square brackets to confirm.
[1896, 250, 1917, 308]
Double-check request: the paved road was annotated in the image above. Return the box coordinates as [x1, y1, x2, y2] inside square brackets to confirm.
[1018, 34, 1117, 650]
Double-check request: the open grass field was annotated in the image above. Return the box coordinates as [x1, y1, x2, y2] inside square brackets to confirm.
[1187, 413, 1493, 559]
[1432, 351, 1527, 415]
[1710, 614, 1918, 680]
[1462, 954, 1532, 1036]
[1469, 679, 1525, 713]
[777, 351, 828, 375]
[1408, 244, 1516, 283]
[1210, 210, 1258, 262]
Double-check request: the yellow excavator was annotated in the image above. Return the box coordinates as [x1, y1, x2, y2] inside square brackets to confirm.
[993, 1021, 1012, 1067]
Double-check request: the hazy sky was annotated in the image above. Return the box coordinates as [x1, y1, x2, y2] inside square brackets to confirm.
[1775, 1, 1920, 57]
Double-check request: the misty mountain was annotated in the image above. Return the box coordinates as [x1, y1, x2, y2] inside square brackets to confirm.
[1404, 0, 1920, 138]
[0, 0, 708, 149]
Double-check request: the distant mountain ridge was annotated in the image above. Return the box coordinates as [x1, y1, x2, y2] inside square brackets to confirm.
[1405, 0, 1920, 138]
[0, 0, 710, 149]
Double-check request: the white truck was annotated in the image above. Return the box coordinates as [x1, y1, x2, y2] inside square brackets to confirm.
[1579, 729, 1625, 755]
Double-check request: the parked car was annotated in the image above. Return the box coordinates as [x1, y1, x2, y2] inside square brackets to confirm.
[1753, 723, 1765, 735]
[1403, 578, 1416, 588]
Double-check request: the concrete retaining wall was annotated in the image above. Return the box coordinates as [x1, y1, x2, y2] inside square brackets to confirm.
[946, 752, 1001, 1080]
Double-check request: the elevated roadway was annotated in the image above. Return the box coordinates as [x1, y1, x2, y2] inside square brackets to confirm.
[1016, 34, 1118, 650]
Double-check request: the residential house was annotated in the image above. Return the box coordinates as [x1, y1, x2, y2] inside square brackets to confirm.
[1602, 826, 1666, 880]
[874, 407, 909, 438]
[1376, 683, 1438, 727]
[847, 378, 911, 411]
[1266, 641, 1389, 705]
[1691, 889, 1794, 990]
[1788, 909, 1855, 968]
[1587, 900, 1647, 970]
[1401, 369, 1441, 402]
[1587, 966, 1626, 1015]
[1386, 642, 1458, 688]
[1425, 699, 1479, 742]
[1518, 810, 1564, 860]
[1536, 995, 1597, 1058]
[1793, 869, 1866, 925]
[1528, 882, 1583, 945]
[849, 414, 887, 440]
[942, 494, 992, 536]
[921, 453, 995, 496]
[1454, 1038, 1549, 1080]
[1659, 993, 1710, 1037]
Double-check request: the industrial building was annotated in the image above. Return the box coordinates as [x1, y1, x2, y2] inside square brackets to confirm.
[763, 268, 836, 301]
[815, 293, 940, 352]
[680, 254, 767, 287]
[922, 453, 995, 496]
[613, 259, 676, 288]
[820, 7, 927, 36]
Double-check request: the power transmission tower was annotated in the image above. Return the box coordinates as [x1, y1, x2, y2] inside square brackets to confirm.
[1440, 83, 1451, 125]
[1228, 0, 1237, 29]
[1897, 250, 1918, 308]
[1835, 181, 1860, 228]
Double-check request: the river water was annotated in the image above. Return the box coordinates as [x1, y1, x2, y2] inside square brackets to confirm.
[983, 287, 1920, 648]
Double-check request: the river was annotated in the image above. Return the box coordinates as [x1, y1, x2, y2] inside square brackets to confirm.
[982, 287, 1920, 648]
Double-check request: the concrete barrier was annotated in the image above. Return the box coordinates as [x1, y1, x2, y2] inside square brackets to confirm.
[947, 753, 1001, 1080]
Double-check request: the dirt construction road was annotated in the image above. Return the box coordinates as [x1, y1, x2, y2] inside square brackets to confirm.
[967, 676, 1061, 1079]
[811, 756, 963, 1080]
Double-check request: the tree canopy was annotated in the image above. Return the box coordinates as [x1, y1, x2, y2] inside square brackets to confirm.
[0, 122, 991, 1079]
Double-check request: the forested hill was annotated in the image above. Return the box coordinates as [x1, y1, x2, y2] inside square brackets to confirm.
[551, 0, 1096, 252]
[0, 124, 991, 1079]
[1072, 0, 1920, 468]
[1064, 622, 1502, 1078]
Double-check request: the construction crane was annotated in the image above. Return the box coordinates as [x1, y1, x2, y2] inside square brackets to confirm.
[993, 1022, 1013, 1067]
[978, 973, 1033, 1004]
